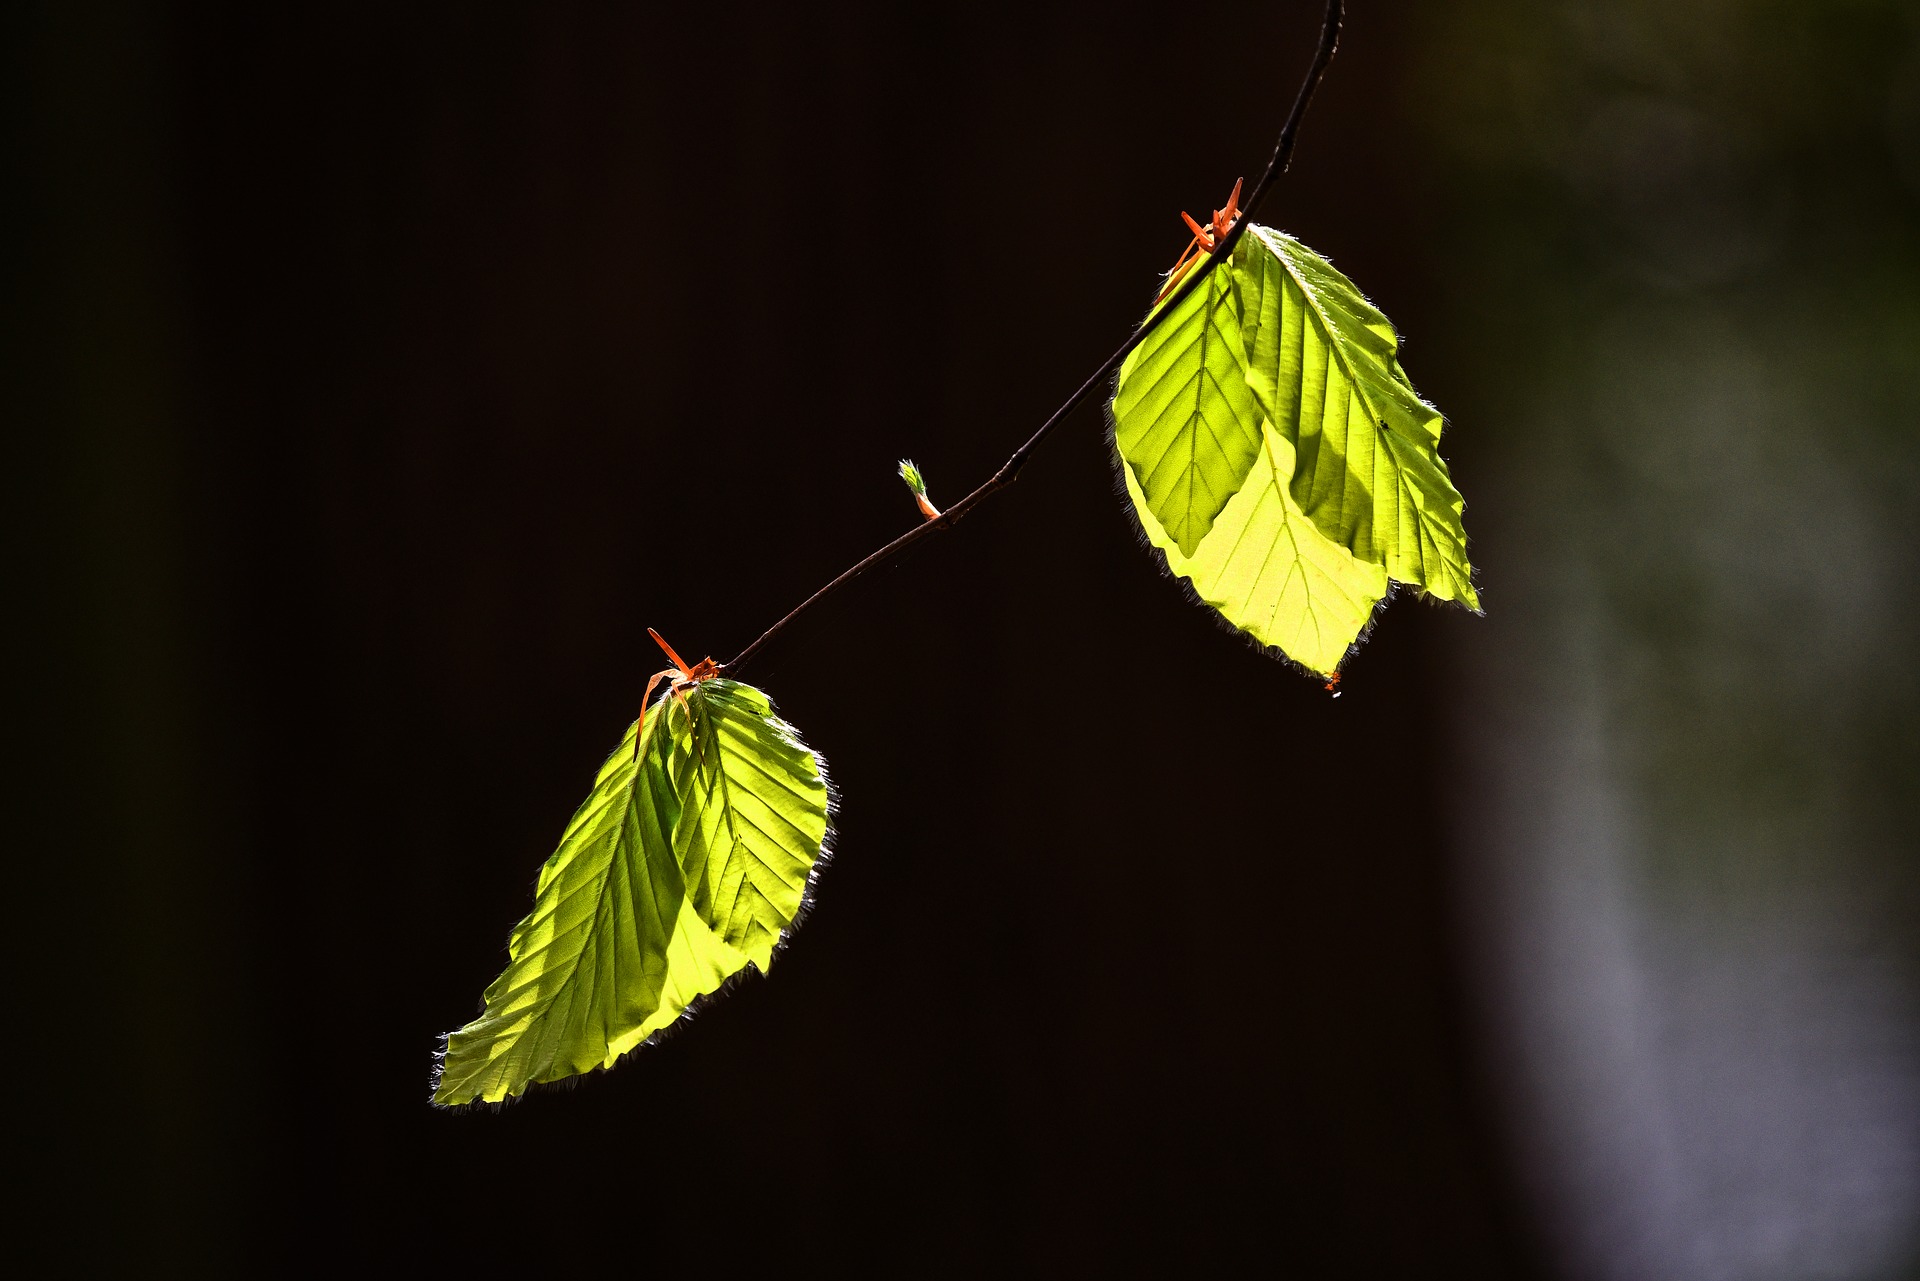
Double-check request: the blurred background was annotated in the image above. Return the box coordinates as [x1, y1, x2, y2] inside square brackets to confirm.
[10, 0, 1918, 1274]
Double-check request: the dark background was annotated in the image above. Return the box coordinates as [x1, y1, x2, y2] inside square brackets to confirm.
[13, 1, 1918, 1276]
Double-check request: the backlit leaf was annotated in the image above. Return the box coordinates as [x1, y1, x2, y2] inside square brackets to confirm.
[1111, 223, 1475, 675]
[1112, 254, 1265, 556]
[1123, 419, 1386, 676]
[1238, 226, 1477, 608]
[433, 678, 830, 1107]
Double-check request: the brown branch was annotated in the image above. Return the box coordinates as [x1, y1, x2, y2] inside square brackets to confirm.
[724, 0, 1345, 677]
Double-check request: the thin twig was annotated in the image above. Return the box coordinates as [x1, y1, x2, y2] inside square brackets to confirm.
[725, 0, 1344, 677]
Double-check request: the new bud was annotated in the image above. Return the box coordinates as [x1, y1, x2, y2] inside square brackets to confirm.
[898, 459, 940, 520]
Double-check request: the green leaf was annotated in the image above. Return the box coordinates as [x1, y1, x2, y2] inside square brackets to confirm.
[433, 677, 831, 1107]
[1122, 417, 1386, 677]
[1112, 252, 1265, 556]
[1109, 223, 1476, 674]
[1237, 226, 1477, 608]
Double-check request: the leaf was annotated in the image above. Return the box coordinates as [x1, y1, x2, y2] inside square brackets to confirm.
[1236, 226, 1477, 608]
[1121, 419, 1387, 677]
[1111, 252, 1265, 556]
[1110, 223, 1476, 675]
[433, 678, 831, 1107]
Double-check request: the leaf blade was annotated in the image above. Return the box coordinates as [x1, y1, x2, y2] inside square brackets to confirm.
[433, 678, 830, 1107]
[1122, 416, 1387, 677]
[1112, 256, 1266, 556]
[1239, 226, 1478, 608]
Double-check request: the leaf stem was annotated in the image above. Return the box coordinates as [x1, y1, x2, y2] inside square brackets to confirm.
[724, 0, 1344, 677]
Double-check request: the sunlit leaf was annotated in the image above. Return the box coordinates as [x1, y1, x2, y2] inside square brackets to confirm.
[433, 678, 830, 1107]
[1111, 253, 1265, 556]
[1237, 226, 1477, 608]
[1123, 419, 1386, 676]
[1111, 223, 1475, 675]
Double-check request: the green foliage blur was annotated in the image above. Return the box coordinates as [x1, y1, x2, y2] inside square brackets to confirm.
[1416, 2, 1920, 1274]
[1430, 0, 1918, 907]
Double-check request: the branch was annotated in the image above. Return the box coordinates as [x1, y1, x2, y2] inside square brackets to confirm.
[725, 0, 1345, 676]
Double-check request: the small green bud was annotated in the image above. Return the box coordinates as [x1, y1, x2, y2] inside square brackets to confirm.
[897, 458, 941, 520]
